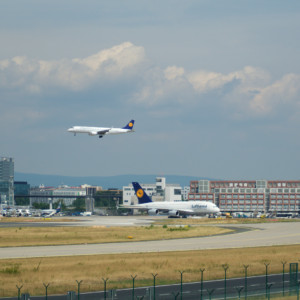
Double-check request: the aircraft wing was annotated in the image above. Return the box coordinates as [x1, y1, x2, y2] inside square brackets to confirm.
[120, 205, 148, 210]
[97, 129, 110, 135]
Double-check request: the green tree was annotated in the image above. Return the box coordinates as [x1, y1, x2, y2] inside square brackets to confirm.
[14, 197, 30, 206]
[32, 202, 49, 209]
[73, 198, 85, 211]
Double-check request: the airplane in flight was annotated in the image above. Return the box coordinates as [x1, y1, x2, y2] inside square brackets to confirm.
[122, 182, 220, 217]
[67, 120, 135, 138]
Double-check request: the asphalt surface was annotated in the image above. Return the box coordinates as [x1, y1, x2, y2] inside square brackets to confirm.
[0, 216, 300, 259]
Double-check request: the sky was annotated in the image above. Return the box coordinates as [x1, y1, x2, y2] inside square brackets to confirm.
[1, 0, 300, 180]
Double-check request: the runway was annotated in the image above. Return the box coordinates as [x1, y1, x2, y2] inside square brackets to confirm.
[0, 217, 300, 259]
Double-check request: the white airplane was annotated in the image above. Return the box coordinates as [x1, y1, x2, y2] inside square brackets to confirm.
[67, 120, 135, 138]
[122, 182, 220, 217]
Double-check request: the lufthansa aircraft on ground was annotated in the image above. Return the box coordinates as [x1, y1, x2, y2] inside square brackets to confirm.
[41, 205, 61, 217]
[67, 120, 135, 138]
[122, 182, 220, 217]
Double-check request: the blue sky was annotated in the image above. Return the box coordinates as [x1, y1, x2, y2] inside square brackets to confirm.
[1, 0, 300, 179]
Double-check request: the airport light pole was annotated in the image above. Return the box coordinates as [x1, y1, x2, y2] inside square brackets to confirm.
[75, 280, 82, 300]
[151, 273, 158, 300]
[102, 278, 109, 300]
[131, 275, 137, 300]
[243, 265, 249, 299]
[43, 283, 50, 300]
[16, 285, 23, 300]
[200, 268, 205, 300]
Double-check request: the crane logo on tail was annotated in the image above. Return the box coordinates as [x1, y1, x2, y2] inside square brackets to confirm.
[136, 189, 144, 198]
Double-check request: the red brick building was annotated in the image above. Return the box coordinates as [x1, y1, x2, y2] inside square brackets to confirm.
[188, 180, 300, 215]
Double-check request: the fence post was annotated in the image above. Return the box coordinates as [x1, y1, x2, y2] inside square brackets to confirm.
[131, 275, 137, 300]
[264, 263, 270, 298]
[281, 261, 286, 297]
[16, 285, 23, 300]
[200, 268, 205, 300]
[179, 271, 185, 300]
[235, 287, 244, 300]
[43, 283, 50, 300]
[151, 273, 158, 300]
[206, 289, 214, 300]
[102, 278, 109, 300]
[222, 264, 229, 300]
[243, 265, 249, 300]
[75, 280, 82, 300]
[267, 283, 273, 300]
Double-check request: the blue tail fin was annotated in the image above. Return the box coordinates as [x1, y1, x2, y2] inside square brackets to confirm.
[123, 120, 135, 130]
[132, 182, 152, 204]
[56, 204, 61, 213]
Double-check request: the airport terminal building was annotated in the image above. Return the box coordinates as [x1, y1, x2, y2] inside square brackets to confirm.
[188, 180, 300, 215]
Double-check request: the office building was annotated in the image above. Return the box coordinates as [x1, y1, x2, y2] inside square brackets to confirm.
[0, 157, 14, 206]
[188, 179, 300, 215]
[30, 185, 87, 206]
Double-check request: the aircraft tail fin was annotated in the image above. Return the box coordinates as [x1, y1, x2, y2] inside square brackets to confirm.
[56, 204, 61, 213]
[132, 182, 152, 204]
[122, 120, 135, 130]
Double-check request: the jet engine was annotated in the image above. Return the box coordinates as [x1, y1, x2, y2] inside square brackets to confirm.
[168, 210, 180, 218]
[148, 209, 159, 215]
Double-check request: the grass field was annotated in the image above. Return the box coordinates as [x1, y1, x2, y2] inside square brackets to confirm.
[156, 217, 300, 225]
[0, 217, 299, 297]
[0, 224, 233, 247]
[0, 244, 299, 297]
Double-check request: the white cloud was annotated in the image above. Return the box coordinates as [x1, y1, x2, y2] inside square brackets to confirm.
[1, 41, 300, 120]
[0, 42, 145, 92]
[250, 73, 300, 115]
[164, 66, 185, 80]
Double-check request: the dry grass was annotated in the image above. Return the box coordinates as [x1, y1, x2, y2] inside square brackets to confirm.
[0, 245, 299, 297]
[0, 217, 77, 223]
[0, 225, 233, 247]
[156, 217, 300, 225]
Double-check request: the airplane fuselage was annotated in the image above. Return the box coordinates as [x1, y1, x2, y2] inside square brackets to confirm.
[67, 120, 135, 138]
[68, 126, 133, 136]
[127, 201, 220, 215]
